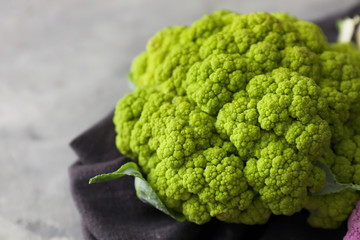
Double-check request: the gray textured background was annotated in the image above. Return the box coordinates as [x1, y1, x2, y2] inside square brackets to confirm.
[1, 0, 359, 239]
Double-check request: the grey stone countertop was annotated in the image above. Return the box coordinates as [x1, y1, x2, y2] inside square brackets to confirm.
[1, 0, 358, 239]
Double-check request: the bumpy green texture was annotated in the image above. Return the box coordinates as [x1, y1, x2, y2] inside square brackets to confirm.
[113, 10, 360, 227]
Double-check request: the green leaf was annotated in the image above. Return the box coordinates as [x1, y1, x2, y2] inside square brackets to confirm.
[356, 25, 360, 50]
[337, 15, 360, 44]
[315, 162, 360, 195]
[127, 73, 136, 91]
[89, 162, 186, 222]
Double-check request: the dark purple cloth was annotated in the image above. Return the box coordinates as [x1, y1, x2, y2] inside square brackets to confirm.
[69, 5, 360, 240]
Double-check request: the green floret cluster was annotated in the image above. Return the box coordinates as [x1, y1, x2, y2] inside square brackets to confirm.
[113, 10, 360, 228]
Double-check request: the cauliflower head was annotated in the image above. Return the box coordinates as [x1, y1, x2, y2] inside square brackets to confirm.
[113, 10, 360, 227]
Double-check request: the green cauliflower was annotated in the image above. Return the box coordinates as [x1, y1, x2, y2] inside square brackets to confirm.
[112, 10, 360, 227]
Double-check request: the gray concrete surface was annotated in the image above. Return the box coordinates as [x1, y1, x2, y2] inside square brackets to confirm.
[1, 0, 359, 239]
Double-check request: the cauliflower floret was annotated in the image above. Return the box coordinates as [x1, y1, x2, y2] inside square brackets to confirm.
[111, 10, 360, 228]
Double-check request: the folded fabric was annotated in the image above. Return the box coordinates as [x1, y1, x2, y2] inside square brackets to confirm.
[69, 5, 360, 240]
